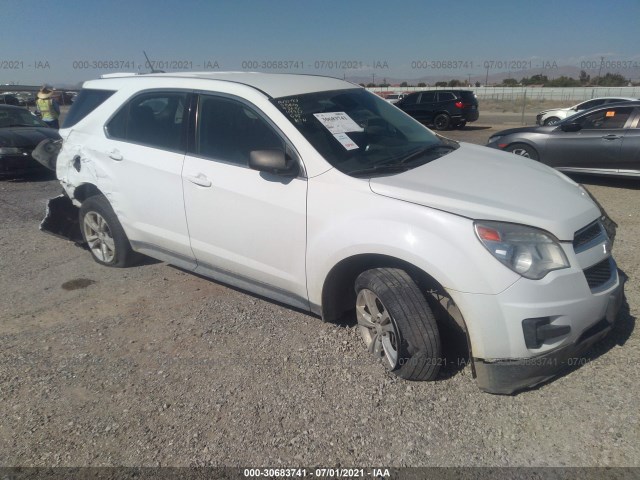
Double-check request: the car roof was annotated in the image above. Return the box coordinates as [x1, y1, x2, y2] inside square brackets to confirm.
[579, 96, 637, 102]
[86, 72, 358, 98]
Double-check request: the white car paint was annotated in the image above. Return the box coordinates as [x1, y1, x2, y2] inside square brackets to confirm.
[54, 72, 622, 393]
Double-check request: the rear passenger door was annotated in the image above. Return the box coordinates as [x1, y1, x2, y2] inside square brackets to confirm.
[182, 93, 309, 309]
[99, 90, 196, 268]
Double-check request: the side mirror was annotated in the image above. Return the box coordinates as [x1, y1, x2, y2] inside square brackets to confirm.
[249, 149, 299, 177]
[561, 122, 582, 132]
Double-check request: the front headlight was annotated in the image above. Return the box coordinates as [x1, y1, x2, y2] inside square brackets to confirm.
[474, 221, 569, 280]
[0, 147, 22, 155]
[487, 136, 501, 144]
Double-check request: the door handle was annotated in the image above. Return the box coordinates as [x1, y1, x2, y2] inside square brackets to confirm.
[108, 149, 123, 161]
[601, 134, 622, 140]
[185, 173, 212, 187]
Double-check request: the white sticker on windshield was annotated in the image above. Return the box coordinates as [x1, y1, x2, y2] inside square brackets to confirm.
[333, 132, 359, 150]
[313, 112, 364, 134]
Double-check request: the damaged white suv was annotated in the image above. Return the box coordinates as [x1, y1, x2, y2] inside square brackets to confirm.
[41, 72, 624, 394]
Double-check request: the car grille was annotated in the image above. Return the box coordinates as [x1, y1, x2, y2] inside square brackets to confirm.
[583, 258, 613, 290]
[573, 221, 605, 252]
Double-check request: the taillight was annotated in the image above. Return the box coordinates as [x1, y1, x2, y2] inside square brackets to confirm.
[454, 101, 463, 108]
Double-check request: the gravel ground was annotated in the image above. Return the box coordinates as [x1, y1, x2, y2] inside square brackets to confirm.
[0, 120, 638, 468]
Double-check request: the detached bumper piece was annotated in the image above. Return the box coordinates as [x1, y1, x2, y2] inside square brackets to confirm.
[475, 282, 624, 395]
[40, 194, 84, 244]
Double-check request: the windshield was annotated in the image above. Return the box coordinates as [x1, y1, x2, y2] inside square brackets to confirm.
[0, 107, 47, 128]
[272, 88, 458, 177]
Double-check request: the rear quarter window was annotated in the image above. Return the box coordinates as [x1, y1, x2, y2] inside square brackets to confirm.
[61, 89, 115, 128]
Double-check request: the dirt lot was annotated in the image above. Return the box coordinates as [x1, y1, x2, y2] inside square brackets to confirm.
[0, 118, 639, 468]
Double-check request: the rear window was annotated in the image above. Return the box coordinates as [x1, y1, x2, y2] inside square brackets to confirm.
[62, 88, 114, 128]
[459, 91, 478, 102]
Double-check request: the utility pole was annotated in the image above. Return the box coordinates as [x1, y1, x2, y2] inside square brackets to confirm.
[596, 56, 605, 85]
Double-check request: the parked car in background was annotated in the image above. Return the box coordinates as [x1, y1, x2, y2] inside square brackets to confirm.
[395, 89, 479, 129]
[488, 101, 640, 177]
[536, 97, 637, 126]
[41, 72, 622, 394]
[0, 105, 61, 176]
[384, 92, 407, 104]
[0, 93, 22, 106]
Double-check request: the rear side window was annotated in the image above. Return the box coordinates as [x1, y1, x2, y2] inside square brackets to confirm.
[61, 89, 114, 128]
[437, 92, 456, 101]
[106, 91, 188, 151]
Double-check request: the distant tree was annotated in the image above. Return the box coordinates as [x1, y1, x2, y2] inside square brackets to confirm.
[521, 74, 548, 85]
[475, 81, 481, 87]
[435, 81, 447, 87]
[579, 70, 590, 85]
[359, 83, 366, 87]
[400, 81, 408, 87]
[447, 79, 463, 87]
[596, 73, 627, 86]
[547, 76, 581, 87]
[502, 78, 518, 86]
[417, 82, 427, 87]
[366, 82, 375, 88]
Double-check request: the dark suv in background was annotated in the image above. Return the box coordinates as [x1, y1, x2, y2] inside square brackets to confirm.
[395, 90, 479, 130]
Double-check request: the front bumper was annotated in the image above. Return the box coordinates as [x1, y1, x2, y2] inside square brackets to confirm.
[473, 275, 624, 394]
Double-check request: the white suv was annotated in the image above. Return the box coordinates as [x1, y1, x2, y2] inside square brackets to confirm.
[45, 72, 623, 394]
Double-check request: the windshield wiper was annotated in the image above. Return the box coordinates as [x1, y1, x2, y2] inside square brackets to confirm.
[394, 143, 457, 165]
[349, 163, 411, 177]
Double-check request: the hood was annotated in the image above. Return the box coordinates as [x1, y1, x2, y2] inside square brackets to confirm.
[491, 125, 555, 137]
[368, 143, 599, 241]
[0, 127, 60, 148]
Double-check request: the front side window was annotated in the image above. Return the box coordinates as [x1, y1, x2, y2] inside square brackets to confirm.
[578, 107, 633, 130]
[195, 95, 284, 166]
[106, 91, 188, 151]
[577, 99, 603, 111]
[273, 88, 457, 177]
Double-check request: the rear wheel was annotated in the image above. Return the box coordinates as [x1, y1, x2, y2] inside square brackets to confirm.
[355, 268, 441, 381]
[433, 113, 451, 130]
[79, 195, 140, 267]
[507, 143, 539, 160]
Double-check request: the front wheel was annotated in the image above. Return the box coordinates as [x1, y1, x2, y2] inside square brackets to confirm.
[433, 113, 451, 130]
[543, 117, 561, 126]
[79, 195, 140, 267]
[355, 268, 441, 381]
[507, 143, 539, 161]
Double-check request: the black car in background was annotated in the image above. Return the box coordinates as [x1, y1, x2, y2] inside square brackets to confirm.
[395, 90, 479, 130]
[486, 101, 640, 178]
[0, 105, 61, 177]
[0, 94, 23, 106]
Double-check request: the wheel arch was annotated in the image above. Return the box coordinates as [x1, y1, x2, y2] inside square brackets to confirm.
[73, 182, 105, 203]
[321, 253, 465, 327]
[320, 253, 473, 371]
